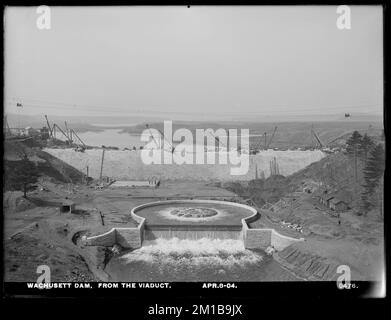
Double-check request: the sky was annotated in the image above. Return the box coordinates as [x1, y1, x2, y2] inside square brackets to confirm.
[4, 6, 383, 120]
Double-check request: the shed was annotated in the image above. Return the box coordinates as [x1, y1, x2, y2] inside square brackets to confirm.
[320, 194, 334, 207]
[60, 200, 75, 213]
[329, 198, 349, 212]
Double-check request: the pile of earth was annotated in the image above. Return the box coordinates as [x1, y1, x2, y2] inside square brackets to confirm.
[221, 174, 295, 207]
[4, 221, 96, 282]
[3, 191, 36, 213]
[3, 140, 86, 193]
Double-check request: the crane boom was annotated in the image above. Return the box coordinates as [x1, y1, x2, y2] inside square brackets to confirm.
[266, 126, 277, 149]
[44, 115, 53, 137]
[52, 124, 71, 141]
[207, 130, 227, 149]
[145, 124, 159, 149]
[311, 126, 323, 148]
[327, 131, 354, 145]
[64, 121, 73, 143]
[70, 129, 86, 147]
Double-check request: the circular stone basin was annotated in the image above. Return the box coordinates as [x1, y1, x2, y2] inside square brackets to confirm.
[170, 207, 218, 219]
[132, 200, 257, 226]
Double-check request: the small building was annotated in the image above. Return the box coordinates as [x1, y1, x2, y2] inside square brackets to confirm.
[23, 126, 39, 137]
[60, 200, 75, 213]
[303, 187, 312, 193]
[320, 194, 335, 207]
[319, 189, 352, 212]
[329, 198, 349, 212]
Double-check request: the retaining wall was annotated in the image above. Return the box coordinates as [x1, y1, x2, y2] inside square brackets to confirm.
[270, 229, 304, 251]
[83, 229, 116, 247]
[240, 209, 304, 250]
[244, 229, 272, 249]
[83, 212, 145, 249]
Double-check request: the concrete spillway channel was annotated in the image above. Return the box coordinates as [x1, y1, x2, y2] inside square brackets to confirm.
[82, 200, 304, 251]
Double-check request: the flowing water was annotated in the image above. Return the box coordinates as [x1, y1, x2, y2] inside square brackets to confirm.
[105, 238, 300, 281]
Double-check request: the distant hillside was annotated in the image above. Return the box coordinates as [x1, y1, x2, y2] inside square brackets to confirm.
[6, 113, 383, 149]
[123, 121, 383, 150]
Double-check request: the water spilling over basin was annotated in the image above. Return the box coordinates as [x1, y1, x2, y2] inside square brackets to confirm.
[105, 238, 300, 281]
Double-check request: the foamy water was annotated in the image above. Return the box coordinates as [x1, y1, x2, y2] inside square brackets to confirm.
[120, 238, 262, 267]
[105, 238, 300, 281]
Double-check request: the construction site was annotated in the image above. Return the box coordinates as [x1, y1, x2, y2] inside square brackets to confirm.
[3, 110, 385, 283]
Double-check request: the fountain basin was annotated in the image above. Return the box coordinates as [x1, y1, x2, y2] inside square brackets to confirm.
[83, 199, 304, 250]
[132, 199, 257, 240]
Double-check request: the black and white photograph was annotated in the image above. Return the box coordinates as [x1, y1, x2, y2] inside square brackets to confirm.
[2, 4, 386, 300]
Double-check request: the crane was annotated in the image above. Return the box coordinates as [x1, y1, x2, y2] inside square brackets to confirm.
[145, 124, 175, 152]
[254, 126, 277, 150]
[52, 123, 71, 141]
[70, 129, 86, 148]
[311, 125, 324, 148]
[207, 130, 227, 150]
[64, 121, 72, 143]
[266, 126, 278, 149]
[44, 115, 53, 137]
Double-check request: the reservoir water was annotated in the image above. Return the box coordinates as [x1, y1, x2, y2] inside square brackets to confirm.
[74, 129, 144, 149]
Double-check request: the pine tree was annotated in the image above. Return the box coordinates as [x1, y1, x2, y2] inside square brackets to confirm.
[346, 131, 363, 182]
[346, 131, 363, 154]
[361, 144, 385, 213]
[359, 134, 375, 162]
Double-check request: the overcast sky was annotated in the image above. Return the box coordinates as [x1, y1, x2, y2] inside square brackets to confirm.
[4, 6, 383, 119]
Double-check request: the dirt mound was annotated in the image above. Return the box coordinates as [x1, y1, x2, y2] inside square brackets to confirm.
[4, 140, 86, 191]
[4, 221, 96, 282]
[35, 149, 86, 183]
[222, 175, 294, 207]
[3, 191, 36, 213]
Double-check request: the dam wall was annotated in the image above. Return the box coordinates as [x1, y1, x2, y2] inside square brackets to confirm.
[44, 148, 325, 181]
[144, 228, 242, 241]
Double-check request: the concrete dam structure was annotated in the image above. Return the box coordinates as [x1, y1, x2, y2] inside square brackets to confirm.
[83, 200, 304, 251]
[44, 148, 325, 181]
